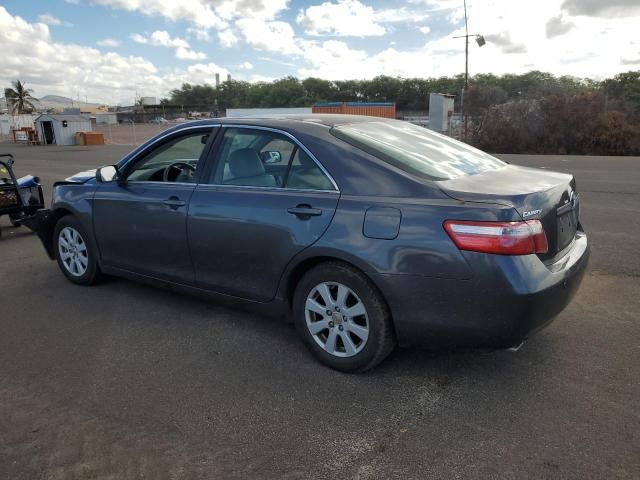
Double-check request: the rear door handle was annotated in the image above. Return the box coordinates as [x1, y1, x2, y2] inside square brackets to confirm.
[163, 196, 186, 209]
[287, 205, 322, 217]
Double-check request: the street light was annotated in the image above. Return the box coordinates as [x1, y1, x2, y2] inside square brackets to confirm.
[452, 0, 486, 139]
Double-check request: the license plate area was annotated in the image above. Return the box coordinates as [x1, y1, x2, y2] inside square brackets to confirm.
[557, 206, 578, 251]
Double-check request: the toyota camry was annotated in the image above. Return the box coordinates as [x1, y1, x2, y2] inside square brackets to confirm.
[29, 115, 589, 372]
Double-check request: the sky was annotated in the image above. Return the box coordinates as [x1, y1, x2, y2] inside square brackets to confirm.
[1, 0, 639, 105]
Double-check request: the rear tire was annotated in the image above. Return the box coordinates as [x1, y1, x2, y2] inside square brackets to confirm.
[293, 262, 396, 373]
[54, 216, 102, 285]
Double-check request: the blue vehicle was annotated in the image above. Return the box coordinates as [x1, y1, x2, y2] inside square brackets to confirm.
[28, 116, 589, 372]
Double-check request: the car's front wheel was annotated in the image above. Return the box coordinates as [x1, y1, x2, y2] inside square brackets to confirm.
[293, 262, 396, 372]
[54, 216, 102, 285]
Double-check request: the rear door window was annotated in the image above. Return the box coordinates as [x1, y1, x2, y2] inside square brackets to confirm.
[285, 150, 335, 191]
[206, 127, 336, 191]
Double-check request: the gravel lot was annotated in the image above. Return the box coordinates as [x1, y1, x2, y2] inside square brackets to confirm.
[0, 144, 638, 479]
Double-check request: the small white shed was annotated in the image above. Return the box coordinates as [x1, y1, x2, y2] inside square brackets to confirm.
[428, 93, 456, 133]
[35, 114, 91, 145]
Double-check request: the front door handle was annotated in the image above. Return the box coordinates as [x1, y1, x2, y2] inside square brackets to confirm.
[163, 196, 186, 210]
[287, 205, 322, 218]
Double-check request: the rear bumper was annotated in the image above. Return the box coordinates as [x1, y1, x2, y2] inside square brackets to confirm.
[374, 231, 589, 349]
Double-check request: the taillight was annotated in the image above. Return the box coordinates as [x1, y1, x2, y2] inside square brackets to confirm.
[443, 220, 548, 255]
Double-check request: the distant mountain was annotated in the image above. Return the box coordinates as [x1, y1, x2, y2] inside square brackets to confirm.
[38, 95, 101, 108]
[0, 94, 106, 114]
[39, 95, 74, 105]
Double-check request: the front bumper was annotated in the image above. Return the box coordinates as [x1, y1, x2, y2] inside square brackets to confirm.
[373, 231, 589, 349]
[22, 208, 57, 259]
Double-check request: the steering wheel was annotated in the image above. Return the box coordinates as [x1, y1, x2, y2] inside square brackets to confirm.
[163, 162, 196, 182]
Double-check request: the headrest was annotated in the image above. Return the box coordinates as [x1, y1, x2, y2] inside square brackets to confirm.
[228, 148, 265, 178]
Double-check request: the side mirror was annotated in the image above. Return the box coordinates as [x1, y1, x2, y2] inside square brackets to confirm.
[96, 165, 118, 183]
[261, 151, 282, 164]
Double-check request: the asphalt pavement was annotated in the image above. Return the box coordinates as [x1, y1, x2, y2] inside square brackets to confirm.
[0, 144, 638, 479]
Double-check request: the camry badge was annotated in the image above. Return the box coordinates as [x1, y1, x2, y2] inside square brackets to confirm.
[523, 209, 542, 218]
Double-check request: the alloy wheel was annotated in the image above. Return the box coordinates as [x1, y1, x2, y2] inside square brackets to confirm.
[304, 282, 369, 358]
[58, 227, 89, 277]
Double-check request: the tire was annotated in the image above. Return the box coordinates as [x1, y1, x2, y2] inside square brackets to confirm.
[53, 215, 102, 285]
[9, 214, 22, 228]
[293, 262, 396, 373]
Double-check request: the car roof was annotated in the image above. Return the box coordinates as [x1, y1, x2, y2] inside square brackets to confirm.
[174, 114, 394, 131]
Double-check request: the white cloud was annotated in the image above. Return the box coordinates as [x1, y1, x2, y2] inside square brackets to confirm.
[299, 40, 369, 78]
[174, 63, 231, 84]
[419, 26, 431, 34]
[97, 38, 121, 47]
[37, 13, 72, 27]
[130, 30, 205, 60]
[484, 32, 527, 54]
[561, 0, 640, 18]
[175, 47, 207, 60]
[215, 0, 289, 21]
[95, 0, 227, 30]
[37, 14, 62, 25]
[238, 61, 254, 70]
[147, 30, 190, 48]
[130, 33, 148, 44]
[248, 74, 277, 83]
[546, 14, 575, 38]
[218, 29, 238, 48]
[0, 7, 228, 104]
[374, 7, 429, 23]
[95, 0, 292, 50]
[296, 0, 431, 38]
[94, 0, 291, 45]
[187, 26, 211, 42]
[297, 0, 386, 37]
[236, 19, 301, 55]
[298, 0, 640, 81]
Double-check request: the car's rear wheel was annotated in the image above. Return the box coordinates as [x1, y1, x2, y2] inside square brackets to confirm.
[54, 216, 102, 285]
[293, 262, 396, 372]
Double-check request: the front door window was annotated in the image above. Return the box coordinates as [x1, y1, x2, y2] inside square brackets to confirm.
[127, 131, 211, 183]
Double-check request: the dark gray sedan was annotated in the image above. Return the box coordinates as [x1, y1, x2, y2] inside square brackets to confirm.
[30, 115, 589, 372]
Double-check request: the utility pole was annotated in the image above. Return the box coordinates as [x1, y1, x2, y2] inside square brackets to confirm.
[464, 0, 469, 89]
[453, 0, 485, 141]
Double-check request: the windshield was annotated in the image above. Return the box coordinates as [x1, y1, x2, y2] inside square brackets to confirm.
[331, 121, 505, 180]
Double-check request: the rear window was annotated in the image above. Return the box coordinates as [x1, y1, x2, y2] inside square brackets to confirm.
[330, 121, 505, 181]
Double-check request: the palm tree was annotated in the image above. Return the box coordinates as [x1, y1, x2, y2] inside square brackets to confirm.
[4, 80, 38, 114]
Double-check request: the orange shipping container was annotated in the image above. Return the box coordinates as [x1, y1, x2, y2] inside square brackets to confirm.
[312, 102, 395, 119]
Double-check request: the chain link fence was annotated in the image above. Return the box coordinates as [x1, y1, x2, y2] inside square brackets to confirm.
[94, 122, 176, 146]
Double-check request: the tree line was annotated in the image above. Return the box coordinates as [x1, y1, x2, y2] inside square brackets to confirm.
[165, 70, 640, 155]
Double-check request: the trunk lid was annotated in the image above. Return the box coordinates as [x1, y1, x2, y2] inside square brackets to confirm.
[438, 165, 580, 261]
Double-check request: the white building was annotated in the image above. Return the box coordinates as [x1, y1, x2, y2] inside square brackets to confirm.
[428, 93, 456, 133]
[35, 114, 91, 145]
[95, 113, 118, 125]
